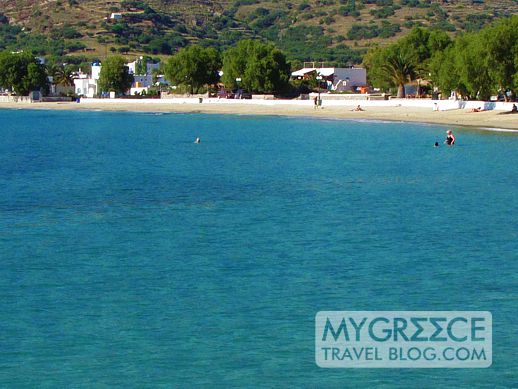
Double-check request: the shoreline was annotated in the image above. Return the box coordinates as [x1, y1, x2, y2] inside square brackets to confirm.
[1, 99, 517, 130]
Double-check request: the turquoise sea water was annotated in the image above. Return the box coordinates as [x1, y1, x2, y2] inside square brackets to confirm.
[0, 109, 517, 387]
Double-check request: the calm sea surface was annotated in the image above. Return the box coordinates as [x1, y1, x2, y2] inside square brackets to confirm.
[0, 109, 517, 387]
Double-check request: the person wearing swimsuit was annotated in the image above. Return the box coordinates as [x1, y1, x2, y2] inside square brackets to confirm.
[445, 130, 455, 145]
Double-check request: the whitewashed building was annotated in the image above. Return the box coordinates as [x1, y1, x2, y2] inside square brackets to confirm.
[73, 59, 168, 97]
[126, 58, 166, 95]
[291, 65, 367, 92]
[73, 62, 102, 97]
[126, 58, 161, 77]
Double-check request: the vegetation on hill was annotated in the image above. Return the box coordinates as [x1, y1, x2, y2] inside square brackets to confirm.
[1, 0, 518, 67]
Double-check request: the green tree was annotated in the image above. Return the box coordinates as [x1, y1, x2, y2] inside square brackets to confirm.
[363, 46, 392, 91]
[429, 45, 464, 98]
[430, 33, 492, 100]
[0, 51, 48, 95]
[51, 64, 75, 87]
[221, 40, 290, 94]
[381, 46, 417, 98]
[164, 45, 221, 94]
[429, 17, 518, 100]
[364, 44, 416, 97]
[79, 62, 92, 76]
[482, 16, 518, 101]
[97, 55, 133, 95]
[454, 34, 493, 100]
[398, 27, 431, 63]
[397, 27, 451, 79]
[365, 27, 453, 97]
[135, 56, 151, 75]
[427, 29, 452, 54]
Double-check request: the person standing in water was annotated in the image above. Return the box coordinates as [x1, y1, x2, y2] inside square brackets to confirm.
[444, 130, 455, 146]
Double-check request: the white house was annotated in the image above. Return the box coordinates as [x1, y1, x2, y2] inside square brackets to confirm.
[73, 59, 167, 97]
[110, 13, 123, 20]
[73, 62, 102, 97]
[291, 65, 367, 92]
[126, 58, 161, 77]
[126, 58, 167, 94]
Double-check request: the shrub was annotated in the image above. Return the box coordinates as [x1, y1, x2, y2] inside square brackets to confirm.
[298, 1, 310, 10]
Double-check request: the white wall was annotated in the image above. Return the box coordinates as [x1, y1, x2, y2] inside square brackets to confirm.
[0, 96, 33, 103]
[91, 64, 101, 80]
[127, 60, 137, 74]
[74, 78, 97, 98]
[77, 97, 515, 111]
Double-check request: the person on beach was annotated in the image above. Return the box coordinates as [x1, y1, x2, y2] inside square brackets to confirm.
[444, 130, 455, 146]
[512, 104, 517, 113]
[313, 96, 318, 110]
[352, 105, 364, 111]
[467, 107, 483, 112]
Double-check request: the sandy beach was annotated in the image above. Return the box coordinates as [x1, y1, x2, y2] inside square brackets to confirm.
[1, 99, 517, 130]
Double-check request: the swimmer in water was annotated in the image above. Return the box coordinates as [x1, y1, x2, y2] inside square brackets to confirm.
[194, 137, 201, 144]
[444, 130, 455, 146]
[434, 142, 439, 147]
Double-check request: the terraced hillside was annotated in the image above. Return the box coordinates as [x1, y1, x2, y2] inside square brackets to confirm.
[1, 0, 517, 64]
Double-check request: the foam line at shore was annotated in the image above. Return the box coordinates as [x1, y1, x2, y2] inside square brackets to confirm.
[479, 127, 518, 133]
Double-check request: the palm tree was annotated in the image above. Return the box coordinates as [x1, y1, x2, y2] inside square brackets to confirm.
[381, 48, 417, 98]
[53, 65, 74, 87]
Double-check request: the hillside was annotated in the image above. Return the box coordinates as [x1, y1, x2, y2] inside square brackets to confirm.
[1, 0, 517, 65]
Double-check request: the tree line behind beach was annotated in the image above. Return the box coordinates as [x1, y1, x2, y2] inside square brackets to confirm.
[365, 15, 518, 101]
